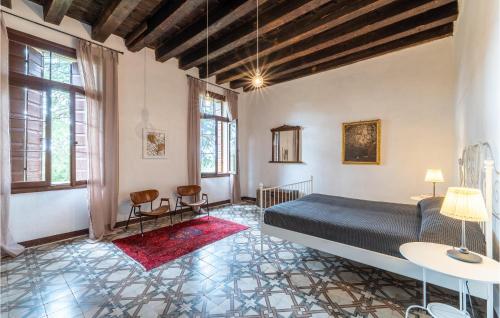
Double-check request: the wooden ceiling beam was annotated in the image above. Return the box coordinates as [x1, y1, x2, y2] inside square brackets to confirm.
[43, 0, 73, 25]
[155, 0, 263, 63]
[198, 0, 398, 79]
[225, 2, 458, 87]
[239, 24, 453, 91]
[209, 0, 454, 81]
[1, 0, 12, 9]
[178, 0, 331, 71]
[126, 0, 206, 52]
[91, 0, 141, 42]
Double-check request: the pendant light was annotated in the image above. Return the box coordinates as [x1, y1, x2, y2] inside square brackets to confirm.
[251, 0, 264, 88]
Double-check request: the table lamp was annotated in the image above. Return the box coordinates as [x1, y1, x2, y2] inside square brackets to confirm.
[425, 169, 444, 196]
[440, 187, 488, 263]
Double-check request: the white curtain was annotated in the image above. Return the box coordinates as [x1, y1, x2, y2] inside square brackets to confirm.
[187, 77, 204, 186]
[0, 15, 25, 257]
[76, 40, 119, 240]
[226, 90, 241, 204]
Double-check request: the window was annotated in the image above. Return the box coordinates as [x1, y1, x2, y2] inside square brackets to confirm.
[8, 30, 88, 193]
[200, 92, 237, 177]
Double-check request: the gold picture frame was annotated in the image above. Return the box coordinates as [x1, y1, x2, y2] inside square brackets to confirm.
[342, 119, 381, 165]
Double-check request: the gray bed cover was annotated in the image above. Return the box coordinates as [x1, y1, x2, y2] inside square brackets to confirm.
[264, 193, 421, 258]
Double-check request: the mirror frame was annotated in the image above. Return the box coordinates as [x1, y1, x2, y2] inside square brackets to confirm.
[270, 125, 303, 164]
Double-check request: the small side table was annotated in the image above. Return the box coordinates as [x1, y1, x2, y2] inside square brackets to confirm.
[410, 194, 433, 201]
[400, 242, 500, 318]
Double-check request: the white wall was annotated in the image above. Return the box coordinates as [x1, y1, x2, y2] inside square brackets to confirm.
[452, 0, 500, 312]
[9, 189, 88, 242]
[240, 38, 457, 204]
[4, 0, 231, 242]
[117, 47, 231, 221]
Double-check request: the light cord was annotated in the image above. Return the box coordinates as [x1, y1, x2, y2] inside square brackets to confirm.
[256, 0, 259, 73]
[206, 0, 209, 80]
[143, 49, 146, 107]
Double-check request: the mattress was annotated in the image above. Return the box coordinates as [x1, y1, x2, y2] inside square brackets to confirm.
[264, 193, 422, 258]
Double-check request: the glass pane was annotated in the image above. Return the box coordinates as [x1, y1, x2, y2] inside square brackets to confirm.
[75, 93, 88, 181]
[201, 118, 216, 173]
[42, 49, 50, 79]
[218, 121, 229, 174]
[24, 46, 79, 86]
[9, 86, 47, 183]
[10, 43, 81, 87]
[279, 130, 297, 162]
[229, 121, 237, 173]
[200, 95, 214, 115]
[49, 52, 72, 84]
[214, 100, 222, 116]
[50, 90, 71, 184]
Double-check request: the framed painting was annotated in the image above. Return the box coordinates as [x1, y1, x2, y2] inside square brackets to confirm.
[342, 119, 381, 165]
[143, 129, 166, 159]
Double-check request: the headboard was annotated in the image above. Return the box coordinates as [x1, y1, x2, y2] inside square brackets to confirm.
[459, 142, 498, 258]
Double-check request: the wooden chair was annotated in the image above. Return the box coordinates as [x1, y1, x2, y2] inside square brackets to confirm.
[126, 189, 171, 236]
[174, 185, 209, 220]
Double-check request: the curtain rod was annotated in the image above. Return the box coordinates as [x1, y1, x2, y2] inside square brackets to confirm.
[186, 74, 240, 95]
[0, 9, 124, 55]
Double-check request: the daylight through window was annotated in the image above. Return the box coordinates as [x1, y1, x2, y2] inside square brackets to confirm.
[8, 30, 88, 193]
[200, 92, 237, 177]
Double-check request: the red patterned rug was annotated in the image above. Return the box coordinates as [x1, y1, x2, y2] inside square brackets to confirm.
[112, 216, 248, 270]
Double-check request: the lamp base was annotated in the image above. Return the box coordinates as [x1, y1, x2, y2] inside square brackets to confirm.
[447, 249, 482, 263]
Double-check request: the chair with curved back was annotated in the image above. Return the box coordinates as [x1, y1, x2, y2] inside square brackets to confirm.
[127, 189, 171, 236]
[175, 185, 209, 220]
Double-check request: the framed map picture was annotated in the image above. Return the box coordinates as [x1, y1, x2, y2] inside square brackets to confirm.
[342, 119, 381, 165]
[143, 129, 166, 159]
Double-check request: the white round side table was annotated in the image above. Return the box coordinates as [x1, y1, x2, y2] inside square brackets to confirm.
[400, 242, 500, 318]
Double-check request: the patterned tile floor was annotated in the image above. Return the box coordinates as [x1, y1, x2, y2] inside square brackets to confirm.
[0, 204, 485, 318]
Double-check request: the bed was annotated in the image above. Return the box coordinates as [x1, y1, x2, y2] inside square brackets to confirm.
[264, 194, 485, 258]
[259, 143, 497, 318]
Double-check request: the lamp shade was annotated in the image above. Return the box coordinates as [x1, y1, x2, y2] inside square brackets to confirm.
[425, 169, 444, 183]
[440, 187, 488, 222]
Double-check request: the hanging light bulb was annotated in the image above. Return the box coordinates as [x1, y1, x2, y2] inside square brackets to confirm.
[205, 84, 210, 99]
[252, 70, 264, 88]
[251, 0, 264, 89]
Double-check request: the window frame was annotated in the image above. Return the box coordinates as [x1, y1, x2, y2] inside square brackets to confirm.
[200, 92, 236, 179]
[228, 119, 238, 175]
[8, 29, 87, 194]
[201, 112, 230, 178]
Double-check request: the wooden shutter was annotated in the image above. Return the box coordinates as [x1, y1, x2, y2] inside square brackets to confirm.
[74, 92, 88, 182]
[25, 87, 45, 182]
[8, 41, 45, 78]
[71, 62, 82, 87]
[27, 46, 44, 77]
[10, 85, 46, 184]
[9, 85, 27, 183]
[8, 41, 26, 74]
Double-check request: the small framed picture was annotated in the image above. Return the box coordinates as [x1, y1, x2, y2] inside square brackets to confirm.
[342, 119, 381, 165]
[143, 129, 166, 159]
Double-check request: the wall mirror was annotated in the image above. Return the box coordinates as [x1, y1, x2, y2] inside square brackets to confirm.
[270, 125, 302, 163]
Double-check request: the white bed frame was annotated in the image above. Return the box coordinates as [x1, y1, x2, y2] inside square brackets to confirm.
[259, 144, 497, 318]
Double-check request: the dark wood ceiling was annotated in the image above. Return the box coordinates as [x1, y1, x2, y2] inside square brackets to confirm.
[22, 0, 458, 90]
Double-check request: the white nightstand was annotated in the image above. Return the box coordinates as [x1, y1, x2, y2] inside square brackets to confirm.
[400, 242, 500, 318]
[410, 194, 433, 201]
